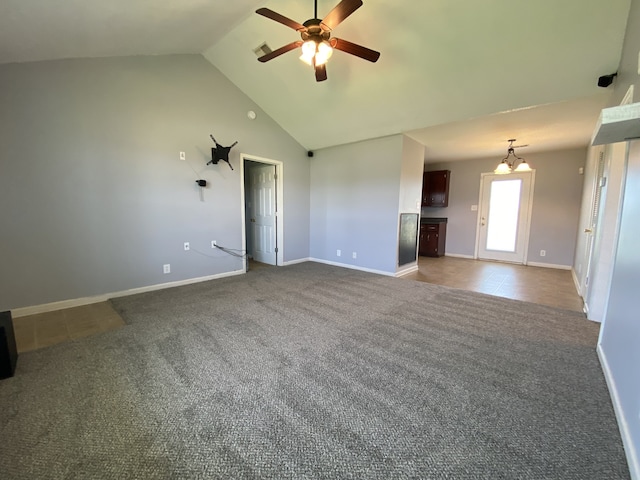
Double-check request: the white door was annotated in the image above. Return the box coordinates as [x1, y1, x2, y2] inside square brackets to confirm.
[477, 172, 535, 263]
[250, 165, 277, 265]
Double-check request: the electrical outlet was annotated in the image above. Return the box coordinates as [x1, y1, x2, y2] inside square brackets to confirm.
[184, 242, 190, 251]
[337, 249, 341, 257]
[352, 252, 357, 259]
[540, 250, 546, 257]
[211, 240, 217, 248]
[471, 205, 478, 211]
[163, 264, 170, 274]
[179, 151, 186, 161]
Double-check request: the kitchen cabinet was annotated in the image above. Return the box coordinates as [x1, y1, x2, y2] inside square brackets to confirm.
[419, 219, 447, 257]
[422, 170, 450, 207]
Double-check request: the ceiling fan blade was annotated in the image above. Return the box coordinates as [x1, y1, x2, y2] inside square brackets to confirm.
[315, 64, 328, 82]
[258, 41, 303, 63]
[256, 8, 306, 31]
[321, 0, 363, 30]
[332, 38, 380, 62]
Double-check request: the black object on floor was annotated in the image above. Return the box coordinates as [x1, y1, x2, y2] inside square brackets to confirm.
[0, 310, 18, 379]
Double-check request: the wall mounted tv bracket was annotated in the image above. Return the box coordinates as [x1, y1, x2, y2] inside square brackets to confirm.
[207, 134, 237, 170]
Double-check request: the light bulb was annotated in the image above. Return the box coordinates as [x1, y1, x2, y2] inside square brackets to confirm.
[299, 41, 316, 65]
[494, 162, 512, 174]
[314, 41, 333, 66]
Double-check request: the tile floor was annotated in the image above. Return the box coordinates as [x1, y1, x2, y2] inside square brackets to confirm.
[10, 257, 583, 354]
[402, 256, 585, 313]
[12, 302, 125, 353]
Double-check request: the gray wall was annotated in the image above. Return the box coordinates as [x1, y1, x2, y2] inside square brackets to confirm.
[598, 0, 640, 475]
[423, 148, 586, 266]
[0, 55, 309, 311]
[310, 135, 404, 274]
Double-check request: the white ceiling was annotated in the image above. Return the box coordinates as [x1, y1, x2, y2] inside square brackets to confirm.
[0, 0, 632, 161]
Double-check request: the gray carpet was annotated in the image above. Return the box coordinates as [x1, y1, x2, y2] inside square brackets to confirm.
[0, 262, 630, 479]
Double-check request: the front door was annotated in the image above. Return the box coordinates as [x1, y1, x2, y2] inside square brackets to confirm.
[250, 164, 277, 265]
[477, 172, 535, 263]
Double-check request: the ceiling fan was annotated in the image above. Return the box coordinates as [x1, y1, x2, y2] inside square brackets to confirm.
[255, 0, 380, 82]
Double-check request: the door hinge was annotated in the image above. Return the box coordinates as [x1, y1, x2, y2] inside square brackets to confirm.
[275, 247, 279, 253]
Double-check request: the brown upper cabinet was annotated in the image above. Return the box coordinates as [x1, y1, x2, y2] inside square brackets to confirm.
[422, 170, 450, 207]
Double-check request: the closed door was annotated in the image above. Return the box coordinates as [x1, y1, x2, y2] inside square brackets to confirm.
[477, 172, 535, 263]
[250, 165, 277, 265]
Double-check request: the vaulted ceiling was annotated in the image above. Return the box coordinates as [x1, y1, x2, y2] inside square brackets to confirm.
[0, 0, 632, 161]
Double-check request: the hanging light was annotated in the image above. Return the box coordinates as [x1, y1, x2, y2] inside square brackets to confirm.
[494, 139, 532, 174]
[299, 39, 333, 66]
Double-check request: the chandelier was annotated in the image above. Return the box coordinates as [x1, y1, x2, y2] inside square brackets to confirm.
[494, 139, 532, 174]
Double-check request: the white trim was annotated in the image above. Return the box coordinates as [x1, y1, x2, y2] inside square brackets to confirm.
[309, 258, 394, 277]
[240, 153, 284, 267]
[282, 257, 311, 266]
[11, 269, 245, 318]
[526, 261, 572, 270]
[597, 344, 640, 480]
[571, 268, 582, 296]
[444, 253, 475, 259]
[621, 85, 635, 106]
[396, 265, 419, 277]
[599, 142, 630, 330]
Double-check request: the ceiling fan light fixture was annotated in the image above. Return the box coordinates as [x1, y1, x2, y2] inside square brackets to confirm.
[299, 40, 333, 66]
[256, 0, 379, 82]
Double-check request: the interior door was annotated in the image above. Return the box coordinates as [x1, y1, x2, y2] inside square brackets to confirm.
[250, 164, 277, 265]
[477, 172, 535, 263]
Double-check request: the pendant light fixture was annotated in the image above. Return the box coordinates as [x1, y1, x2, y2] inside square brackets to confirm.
[494, 139, 532, 174]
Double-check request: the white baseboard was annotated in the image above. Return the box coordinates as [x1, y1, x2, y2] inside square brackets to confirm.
[526, 261, 572, 270]
[282, 257, 311, 266]
[597, 344, 639, 480]
[308, 258, 394, 277]
[571, 268, 583, 296]
[11, 269, 246, 318]
[396, 265, 419, 277]
[444, 253, 475, 259]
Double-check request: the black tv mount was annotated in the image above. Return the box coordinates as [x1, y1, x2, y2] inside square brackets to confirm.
[207, 134, 237, 170]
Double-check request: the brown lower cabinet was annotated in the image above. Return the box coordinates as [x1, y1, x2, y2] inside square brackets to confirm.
[419, 221, 446, 257]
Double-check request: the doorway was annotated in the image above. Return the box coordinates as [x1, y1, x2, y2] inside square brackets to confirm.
[475, 172, 535, 264]
[241, 155, 284, 267]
